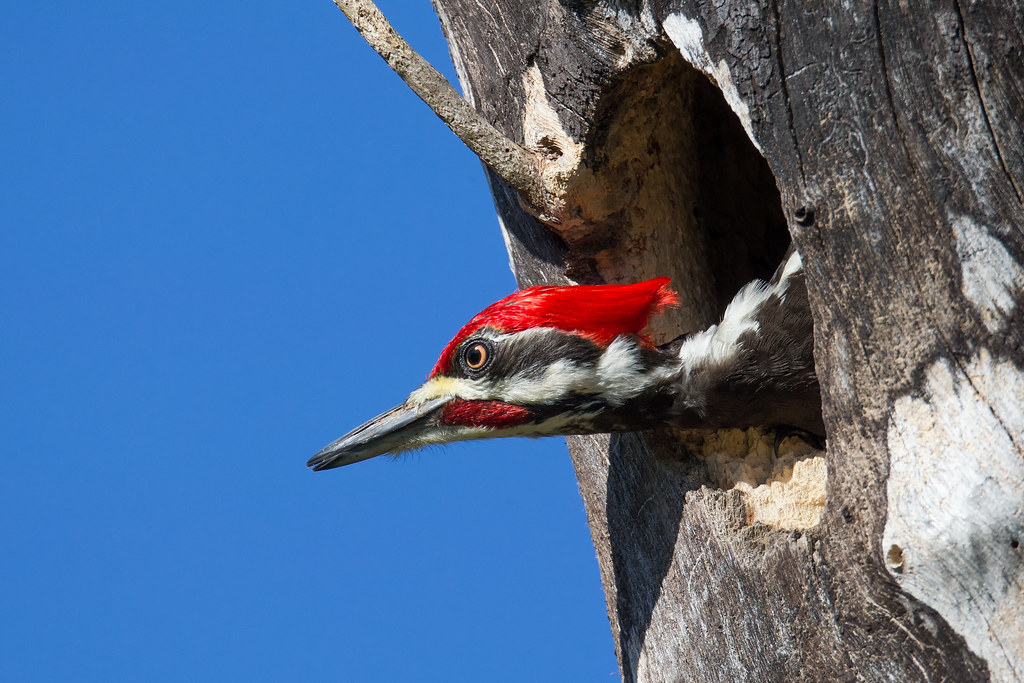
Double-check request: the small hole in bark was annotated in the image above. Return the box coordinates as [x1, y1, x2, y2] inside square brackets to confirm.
[794, 206, 815, 226]
[1012, 538, 1020, 550]
[886, 544, 905, 573]
[841, 506, 854, 523]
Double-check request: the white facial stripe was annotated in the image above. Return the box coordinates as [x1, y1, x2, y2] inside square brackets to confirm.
[408, 334, 666, 407]
[407, 375, 487, 405]
[594, 336, 673, 403]
[496, 336, 667, 405]
[409, 359, 598, 406]
[496, 359, 588, 403]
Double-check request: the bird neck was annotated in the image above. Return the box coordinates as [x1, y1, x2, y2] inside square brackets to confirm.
[651, 250, 823, 436]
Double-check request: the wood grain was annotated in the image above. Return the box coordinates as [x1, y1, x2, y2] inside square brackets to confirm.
[432, 0, 1022, 679]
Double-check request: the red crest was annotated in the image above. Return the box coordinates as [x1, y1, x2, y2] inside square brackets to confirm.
[430, 278, 678, 377]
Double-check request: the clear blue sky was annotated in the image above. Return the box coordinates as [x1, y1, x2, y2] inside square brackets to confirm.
[2, 3, 618, 680]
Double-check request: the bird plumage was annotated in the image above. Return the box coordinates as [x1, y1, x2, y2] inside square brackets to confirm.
[308, 249, 822, 471]
[429, 276, 678, 376]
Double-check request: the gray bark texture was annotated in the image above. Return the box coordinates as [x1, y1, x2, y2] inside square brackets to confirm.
[429, 1, 1024, 680]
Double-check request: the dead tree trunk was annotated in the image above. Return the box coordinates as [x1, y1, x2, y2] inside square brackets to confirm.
[417, 1, 1024, 680]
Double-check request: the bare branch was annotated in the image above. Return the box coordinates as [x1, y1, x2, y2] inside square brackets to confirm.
[332, 0, 552, 215]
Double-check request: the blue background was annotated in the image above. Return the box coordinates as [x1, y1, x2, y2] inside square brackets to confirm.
[2, 2, 618, 680]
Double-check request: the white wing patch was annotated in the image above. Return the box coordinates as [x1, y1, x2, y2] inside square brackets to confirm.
[678, 280, 772, 369]
[676, 252, 803, 371]
[778, 250, 803, 290]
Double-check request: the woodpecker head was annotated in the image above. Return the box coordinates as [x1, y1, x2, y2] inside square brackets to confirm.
[308, 278, 679, 470]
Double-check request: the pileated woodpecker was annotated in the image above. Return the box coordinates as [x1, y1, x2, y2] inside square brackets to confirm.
[308, 249, 822, 470]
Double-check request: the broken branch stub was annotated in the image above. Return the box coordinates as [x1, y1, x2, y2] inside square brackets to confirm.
[331, 0, 560, 221]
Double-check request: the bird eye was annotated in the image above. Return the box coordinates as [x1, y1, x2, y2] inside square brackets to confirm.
[463, 341, 490, 371]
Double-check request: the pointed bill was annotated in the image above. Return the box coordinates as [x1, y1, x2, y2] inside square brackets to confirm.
[307, 396, 452, 471]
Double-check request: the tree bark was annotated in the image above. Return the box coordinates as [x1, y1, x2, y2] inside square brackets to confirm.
[427, 1, 1023, 680]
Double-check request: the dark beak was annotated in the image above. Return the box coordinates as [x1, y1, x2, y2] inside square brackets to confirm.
[307, 396, 452, 471]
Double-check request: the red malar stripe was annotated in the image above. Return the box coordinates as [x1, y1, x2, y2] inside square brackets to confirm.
[442, 400, 533, 429]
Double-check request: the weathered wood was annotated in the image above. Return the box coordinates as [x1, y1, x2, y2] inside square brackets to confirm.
[428, 1, 1022, 680]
